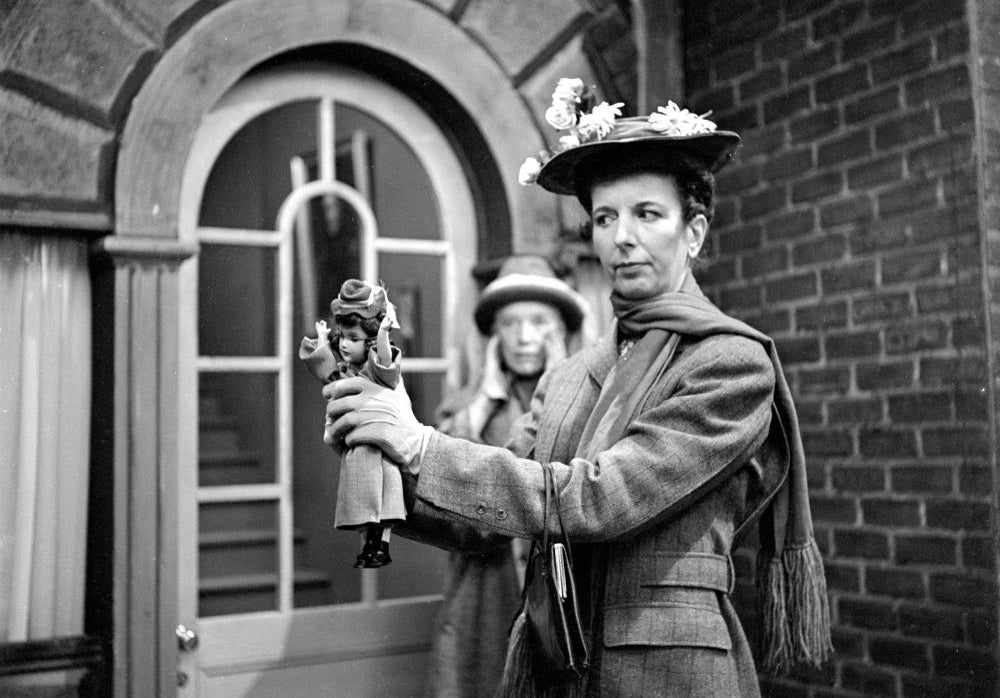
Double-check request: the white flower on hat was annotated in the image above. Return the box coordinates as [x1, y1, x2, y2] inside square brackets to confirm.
[578, 101, 624, 141]
[551, 77, 585, 105]
[545, 103, 578, 130]
[558, 133, 581, 150]
[648, 102, 718, 137]
[518, 156, 543, 185]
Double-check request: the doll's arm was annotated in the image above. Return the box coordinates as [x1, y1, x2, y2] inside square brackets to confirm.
[299, 320, 339, 383]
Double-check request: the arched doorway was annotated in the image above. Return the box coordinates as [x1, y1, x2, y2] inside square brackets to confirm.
[174, 65, 478, 696]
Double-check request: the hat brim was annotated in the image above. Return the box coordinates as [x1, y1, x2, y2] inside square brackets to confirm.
[474, 275, 587, 335]
[536, 130, 741, 196]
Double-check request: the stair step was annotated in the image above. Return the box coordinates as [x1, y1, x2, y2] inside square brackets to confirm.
[200, 568, 332, 595]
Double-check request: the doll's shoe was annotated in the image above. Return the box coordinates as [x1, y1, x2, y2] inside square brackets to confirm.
[366, 542, 392, 568]
[353, 551, 368, 568]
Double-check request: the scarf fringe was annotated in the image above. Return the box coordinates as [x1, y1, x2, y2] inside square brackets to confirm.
[755, 537, 833, 673]
[496, 611, 584, 698]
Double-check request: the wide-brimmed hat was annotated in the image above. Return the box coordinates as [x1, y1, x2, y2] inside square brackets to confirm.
[474, 255, 587, 335]
[536, 117, 740, 195]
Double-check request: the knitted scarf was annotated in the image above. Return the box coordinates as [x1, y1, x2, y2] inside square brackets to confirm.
[609, 287, 833, 673]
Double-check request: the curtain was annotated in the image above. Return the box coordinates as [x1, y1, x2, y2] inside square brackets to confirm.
[0, 233, 91, 642]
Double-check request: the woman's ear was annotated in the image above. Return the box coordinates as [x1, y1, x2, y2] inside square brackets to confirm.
[686, 214, 708, 259]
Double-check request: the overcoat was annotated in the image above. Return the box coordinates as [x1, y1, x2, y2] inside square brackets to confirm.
[399, 278, 786, 697]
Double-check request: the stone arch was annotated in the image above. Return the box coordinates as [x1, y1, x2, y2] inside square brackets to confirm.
[114, 0, 568, 247]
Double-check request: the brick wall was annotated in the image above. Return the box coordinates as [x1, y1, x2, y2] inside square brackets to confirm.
[683, 0, 997, 695]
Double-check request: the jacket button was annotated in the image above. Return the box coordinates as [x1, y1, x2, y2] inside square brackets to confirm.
[496, 509, 508, 520]
[476, 503, 488, 516]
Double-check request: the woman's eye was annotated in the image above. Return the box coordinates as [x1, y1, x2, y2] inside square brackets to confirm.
[638, 209, 660, 221]
[593, 213, 613, 227]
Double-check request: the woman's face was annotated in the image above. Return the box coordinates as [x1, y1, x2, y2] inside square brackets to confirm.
[493, 301, 565, 378]
[590, 172, 707, 300]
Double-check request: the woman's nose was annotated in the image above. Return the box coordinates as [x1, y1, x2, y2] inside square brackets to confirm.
[613, 215, 637, 247]
[517, 322, 542, 343]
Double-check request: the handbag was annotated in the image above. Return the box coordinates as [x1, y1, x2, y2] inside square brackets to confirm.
[523, 461, 590, 680]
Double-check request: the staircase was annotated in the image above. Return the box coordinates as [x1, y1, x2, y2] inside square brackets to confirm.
[198, 393, 332, 616]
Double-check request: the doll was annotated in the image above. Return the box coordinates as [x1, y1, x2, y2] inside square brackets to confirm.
[299, 279, 406, 568]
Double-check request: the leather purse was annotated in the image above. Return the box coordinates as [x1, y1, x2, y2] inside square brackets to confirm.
[523, 462, 590, 680]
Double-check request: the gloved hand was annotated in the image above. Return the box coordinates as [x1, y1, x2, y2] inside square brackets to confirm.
[543, 327, 568, 365]
[324, 376, 433, 473]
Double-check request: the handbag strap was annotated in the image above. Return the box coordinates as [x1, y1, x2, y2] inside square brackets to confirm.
[540, 461, 552, 552]
[543, 462, 575, 568]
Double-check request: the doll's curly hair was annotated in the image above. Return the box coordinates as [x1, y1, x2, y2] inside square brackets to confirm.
[333, 312, 382, 354]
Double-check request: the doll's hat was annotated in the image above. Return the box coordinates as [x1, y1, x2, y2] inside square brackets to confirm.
[536, 117, 740, 196]
[331, 279, 387, 320]
[474, 255, 587, 335]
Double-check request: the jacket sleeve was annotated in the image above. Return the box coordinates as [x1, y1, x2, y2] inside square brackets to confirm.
[414, 334, 776, 543]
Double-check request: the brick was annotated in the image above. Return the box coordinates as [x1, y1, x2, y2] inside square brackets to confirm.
[933, 645, 998, 683]
[794, 398, 824, 426]
[939, 98, 975, 129]
[953, 317, 987, 350]
[828, 396, 882, 424]
[872, 39, 933, 83]
[899, 604, 964, 641]
[905, 65, 971, 106]
[816, 65, 871, 104]
[718, 223, 763, 253]
[813, 1, 865, 40]
[856, 360, 914, 390]
[820, 195, 874, 227]
[719, 284, 763, 310]
[788, 44, 838, 82]
[926, 500, 991, 532]
[874, 110, 936, 150]
[884, 320, 949, 354]
[775, 336, 821, 364]
[742, 246, 789, 277]
[792, 171, 843, 203]
[793, 234, 847, 266]
[955, 392, 989, 421]
[901, 675, 976, 698]
[839, 598, 897, 631]
[796, 301, 848, 330]
[693, 85, 736, 114]
[741, 187, 786, 218]
[919, 356, 987, 387]
[966, 611, 995, 647]
[763, 86, 811, 123]
[712, 199, 737, 227]
[849, 221, 909, 254]
[825, 330, 880, 359]
[739, 125, 786, 159]
[802, 429, 854, 456]
[811, 496, 858, 524]
[743, 308, 790, 334]
[717, 163, 763, 194]
[869, 634, 930, 670]
[935, 23, 970, 61]
[739, 66, 784, 101]
[847, 155, 904, 190]
[766, 272, 818, 302]
[900, 0, 966, 38]
[800, 366, 851, 395]
[915, 280, 982, 314]
[859, 427, 918, 457]
[961, 536, 995, 571]
[820, 261, 875, 294]
[832, 466, 885, 491]
[719, 104, 761, 133]
[958, 466, 991, 497]
[715, 43, 758, 81]
[888, 392, 952, 422]
[892, 465, 953, 494]
[840, 661, 896, 696]
[841, 20, 898, 61]
[923, 426, 990, 458]
[869, 0, 911, 18]
[790, 107, 841, 142]
[853, 291, 910, 323]
[844, 86, 901, 124]
[861, 498, 921, 526]
[824, 562, 861, 592]
[908, 134, 974, 175]
[762, 25, 809, 61]
[818, 131, 871, 166]
[896, 533, 957, 565]
[765, 209, 816, 240]
[767, 148, 815, 181]
[882, 248, 943, 285]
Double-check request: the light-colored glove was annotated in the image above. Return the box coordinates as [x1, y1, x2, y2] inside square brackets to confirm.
[324, 376, 433, 473]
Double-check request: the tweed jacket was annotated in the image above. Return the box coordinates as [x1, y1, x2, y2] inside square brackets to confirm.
[403, 285, 785, 696]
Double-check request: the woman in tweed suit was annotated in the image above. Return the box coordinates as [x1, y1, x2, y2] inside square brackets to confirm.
[325, 80, 831, 697]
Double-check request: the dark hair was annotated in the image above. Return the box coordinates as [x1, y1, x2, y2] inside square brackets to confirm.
[333, 312, 381, 352]
[574, 151, 716, 239]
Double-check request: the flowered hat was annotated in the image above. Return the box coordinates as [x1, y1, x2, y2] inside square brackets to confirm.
[519, 78, 740, 196]
[474, 255, 587, 335]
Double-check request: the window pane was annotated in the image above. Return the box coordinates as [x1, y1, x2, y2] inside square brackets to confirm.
[199, 373, 276, 486]
[378, 253, 444, 358]
[198, 243, 277, 357]
[199, 500, 279, 616]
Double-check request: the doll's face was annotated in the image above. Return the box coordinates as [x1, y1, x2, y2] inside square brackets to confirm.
[337, 326, 369, 365]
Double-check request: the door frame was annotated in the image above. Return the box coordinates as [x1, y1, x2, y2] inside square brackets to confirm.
[175, 67, 477, 694]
